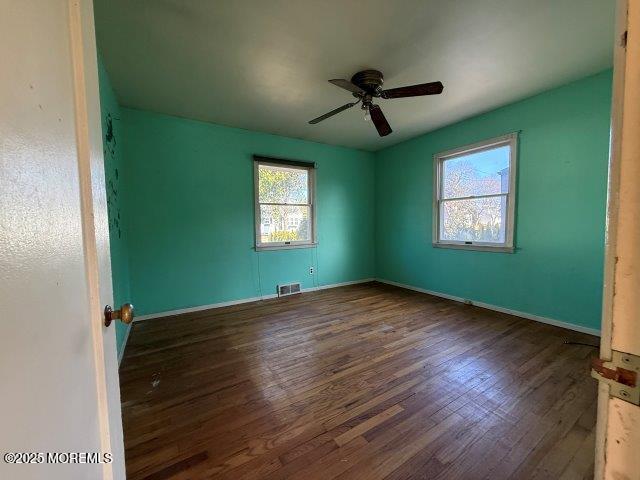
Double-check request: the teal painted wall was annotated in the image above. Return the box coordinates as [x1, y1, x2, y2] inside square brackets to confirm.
[97, 58, 132, 356]
[121, 109, 375, 316]
[375, 70, 612, 331]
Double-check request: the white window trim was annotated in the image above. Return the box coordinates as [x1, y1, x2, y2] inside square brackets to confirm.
[254, 159, 317, 251]
[432, 132, 518, 253]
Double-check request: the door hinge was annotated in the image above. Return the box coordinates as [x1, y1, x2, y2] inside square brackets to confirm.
[591, 351, 639, 405]
[620, 30, 628, 49]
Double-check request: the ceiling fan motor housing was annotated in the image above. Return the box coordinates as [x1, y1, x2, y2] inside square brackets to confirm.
[351, 70, 384, 95]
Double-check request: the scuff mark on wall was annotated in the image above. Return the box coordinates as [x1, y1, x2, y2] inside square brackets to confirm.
[104, 112, 122, 239]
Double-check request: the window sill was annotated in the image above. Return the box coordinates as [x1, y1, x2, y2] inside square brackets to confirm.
[255, 243, 318, 251]
[433, 242, 515, 253]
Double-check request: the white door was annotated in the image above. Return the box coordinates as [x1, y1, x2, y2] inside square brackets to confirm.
[593, 1, 640, 479]
[0, 1, 125, 479]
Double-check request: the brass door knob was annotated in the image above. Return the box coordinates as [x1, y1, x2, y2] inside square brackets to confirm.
[104, 303, 135, 327]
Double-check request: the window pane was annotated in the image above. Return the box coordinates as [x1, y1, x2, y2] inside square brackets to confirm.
[442, 145, 510, 199]
[260, 205, 310, 243]
[258, 165, 309, 204]
[440, 196, 506, 243]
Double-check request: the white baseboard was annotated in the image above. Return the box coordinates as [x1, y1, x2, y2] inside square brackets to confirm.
[118, 323, 131, 366]
[376, 278, 601, 337]
[134, 294, 276, 322]
[133, 278, 375, 322]
[303, 278, 375, 293]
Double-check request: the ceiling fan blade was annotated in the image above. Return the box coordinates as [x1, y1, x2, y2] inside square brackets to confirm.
[381, 81, 444, 99]
[329, 79, 365, 95]
[308, 102, 357, 124]
[369, 104, 392, 137]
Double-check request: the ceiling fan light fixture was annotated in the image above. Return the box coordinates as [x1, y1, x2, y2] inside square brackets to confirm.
[309, 70, 444, 137]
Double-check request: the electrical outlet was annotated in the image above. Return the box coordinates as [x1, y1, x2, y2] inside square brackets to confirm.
[309, 266, 314, 275]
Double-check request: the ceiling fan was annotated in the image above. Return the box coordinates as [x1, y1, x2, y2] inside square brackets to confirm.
[308, 69, 444, 137]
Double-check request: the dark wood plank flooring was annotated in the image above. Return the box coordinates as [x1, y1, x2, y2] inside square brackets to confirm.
[119, 282, 598, 480]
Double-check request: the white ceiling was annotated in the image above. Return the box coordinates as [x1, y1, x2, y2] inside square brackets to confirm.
[94, 0, 615, 151]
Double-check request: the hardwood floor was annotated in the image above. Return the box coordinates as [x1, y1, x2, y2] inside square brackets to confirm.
[119, 282, 598, 480]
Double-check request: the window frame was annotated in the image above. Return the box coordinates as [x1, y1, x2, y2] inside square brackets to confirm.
[254, 157, 317, 251]
[432, 133, 518, 253]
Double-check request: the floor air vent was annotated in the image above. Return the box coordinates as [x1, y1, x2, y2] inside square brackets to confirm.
[278, 282, 301, 297]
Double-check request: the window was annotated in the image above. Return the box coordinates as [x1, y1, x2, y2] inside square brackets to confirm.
[433, 133, 518, 252]
[254, 156, 316, 249]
